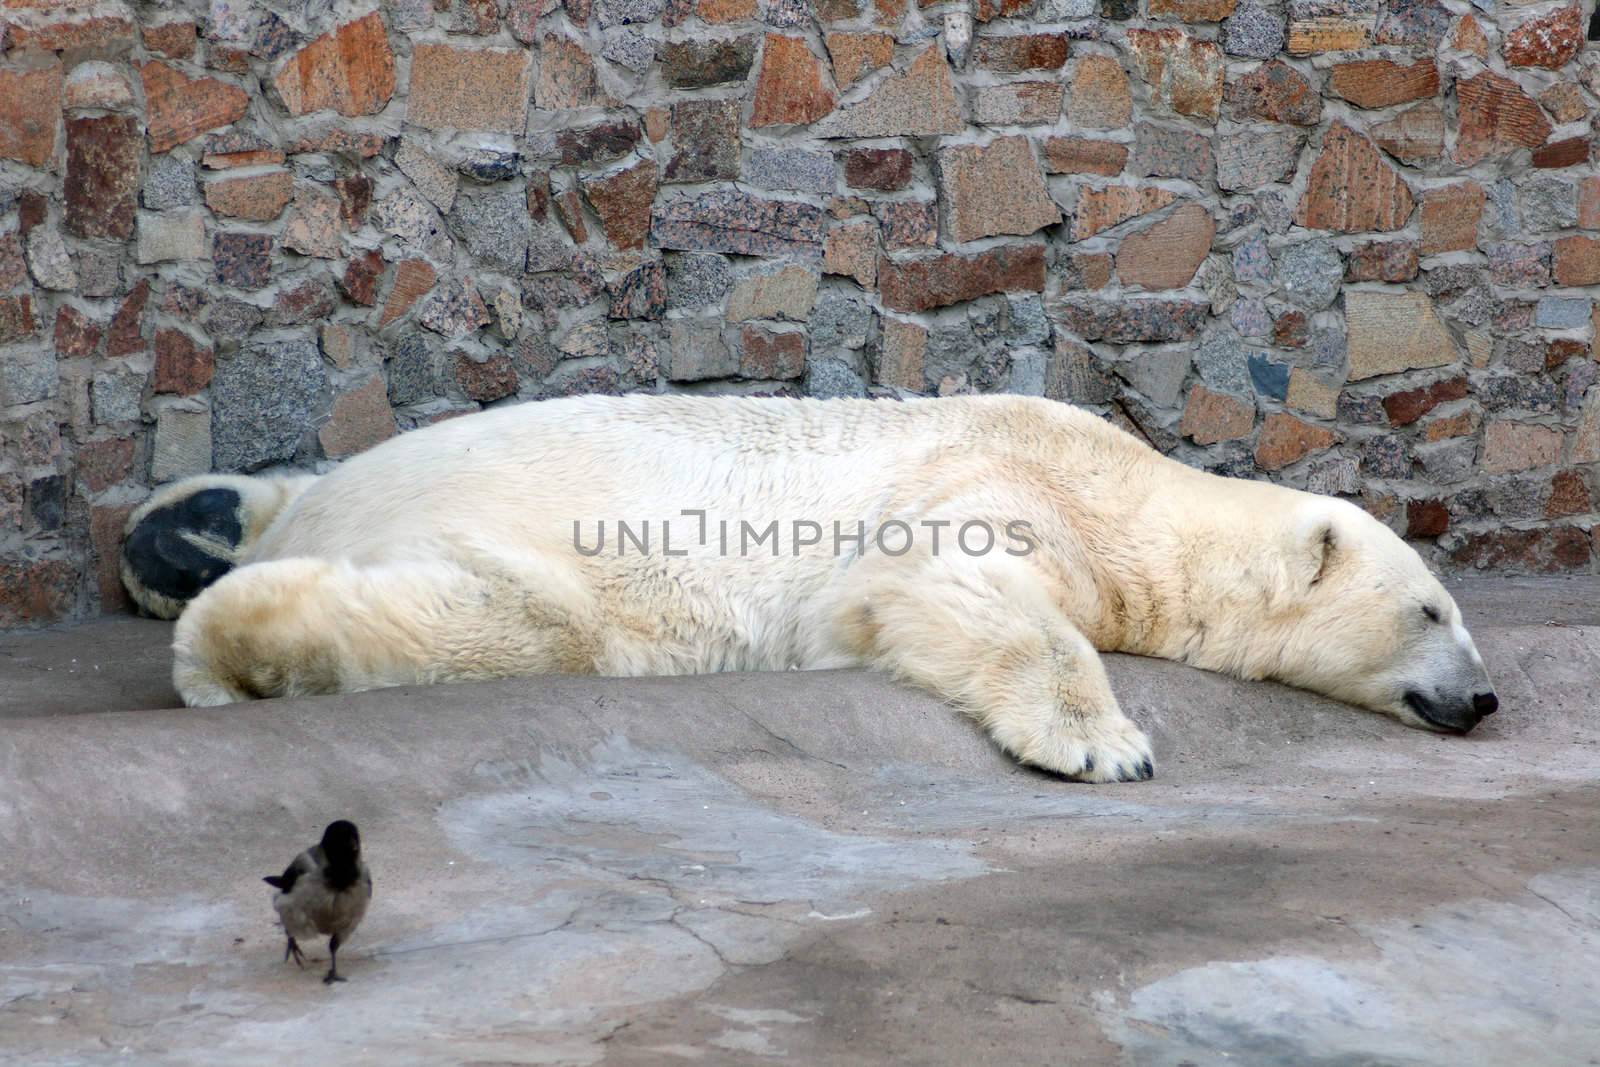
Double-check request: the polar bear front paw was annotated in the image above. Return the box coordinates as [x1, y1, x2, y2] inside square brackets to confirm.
[1017, 714, 1155, 783]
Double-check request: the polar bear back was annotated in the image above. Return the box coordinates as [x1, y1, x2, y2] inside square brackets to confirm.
[246, 393, 1144, 571]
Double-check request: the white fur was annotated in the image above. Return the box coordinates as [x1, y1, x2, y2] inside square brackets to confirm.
[166, 395, 1494, 782]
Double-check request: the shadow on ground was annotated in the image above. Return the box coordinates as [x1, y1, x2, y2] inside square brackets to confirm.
[1, 577, 1597, 1065]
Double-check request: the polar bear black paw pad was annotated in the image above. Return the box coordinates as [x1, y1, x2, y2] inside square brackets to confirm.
[122, 487, 246, 619]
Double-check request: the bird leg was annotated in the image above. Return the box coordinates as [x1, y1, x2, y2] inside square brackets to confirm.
[285, 936, 305, 968]
[323, 934, 347, 984]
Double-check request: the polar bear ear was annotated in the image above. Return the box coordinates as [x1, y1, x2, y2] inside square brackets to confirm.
[1263, 512, 1339, 607]
[1300, 517, 1338, 589]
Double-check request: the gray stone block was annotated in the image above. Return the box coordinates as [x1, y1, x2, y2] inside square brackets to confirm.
[666, 253, 733, 311]
[1278, 240, 1343, 311]
[744, 147, 835, 195]
[212, 340, 330, 471]
[806, 357, 868, 399]
[0, 348, 57, 407]
[151, 399, 213, 483]
[451, 188, 528, 273]
[1222, 0, 1284, 59]
[143, 154, 197, 210]
[90, 370, 143, 425]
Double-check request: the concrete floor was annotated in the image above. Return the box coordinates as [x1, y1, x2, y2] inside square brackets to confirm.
[1, 577, 1597, 1066]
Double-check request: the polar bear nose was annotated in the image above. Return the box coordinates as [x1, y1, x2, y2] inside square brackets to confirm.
[1472, 692, 1499, 717]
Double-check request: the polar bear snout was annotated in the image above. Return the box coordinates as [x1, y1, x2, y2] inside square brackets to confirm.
[1368, 600, 1498, 735]
[1402, 687, 1499, 733]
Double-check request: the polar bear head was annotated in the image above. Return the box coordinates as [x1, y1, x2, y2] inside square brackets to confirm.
[1203, 496, 1497, 733]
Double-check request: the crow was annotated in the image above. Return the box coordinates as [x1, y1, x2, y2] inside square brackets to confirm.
[264, 820, 372, 984]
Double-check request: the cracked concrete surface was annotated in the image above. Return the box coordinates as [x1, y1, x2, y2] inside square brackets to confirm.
[1, 576, 1597, 1065]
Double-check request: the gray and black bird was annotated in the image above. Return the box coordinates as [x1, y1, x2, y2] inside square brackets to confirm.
[263, 820, 372, 984]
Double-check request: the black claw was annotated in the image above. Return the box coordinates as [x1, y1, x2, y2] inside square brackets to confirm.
[323, 971, 346, 984]
[1082, 755, 1095, 774]
[1115, 758, 1156, 783]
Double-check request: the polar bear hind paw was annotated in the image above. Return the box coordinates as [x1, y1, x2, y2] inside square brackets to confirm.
[121, 473, 317, 620]
[122, 485, 249, 620]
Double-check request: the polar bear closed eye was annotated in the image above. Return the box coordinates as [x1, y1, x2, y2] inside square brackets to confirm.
[126, 395, 1497, 783]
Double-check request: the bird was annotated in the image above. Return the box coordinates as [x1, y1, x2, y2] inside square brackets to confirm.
[263, 820, 372, 984]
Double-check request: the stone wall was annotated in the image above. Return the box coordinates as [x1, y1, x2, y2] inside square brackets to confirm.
[2, 0, 1599, 627]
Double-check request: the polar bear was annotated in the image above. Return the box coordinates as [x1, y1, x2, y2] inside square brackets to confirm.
[123, 395, 1497, 783]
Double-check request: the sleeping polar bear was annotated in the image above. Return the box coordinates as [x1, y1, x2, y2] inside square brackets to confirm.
[123, 394, 1497, 783]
